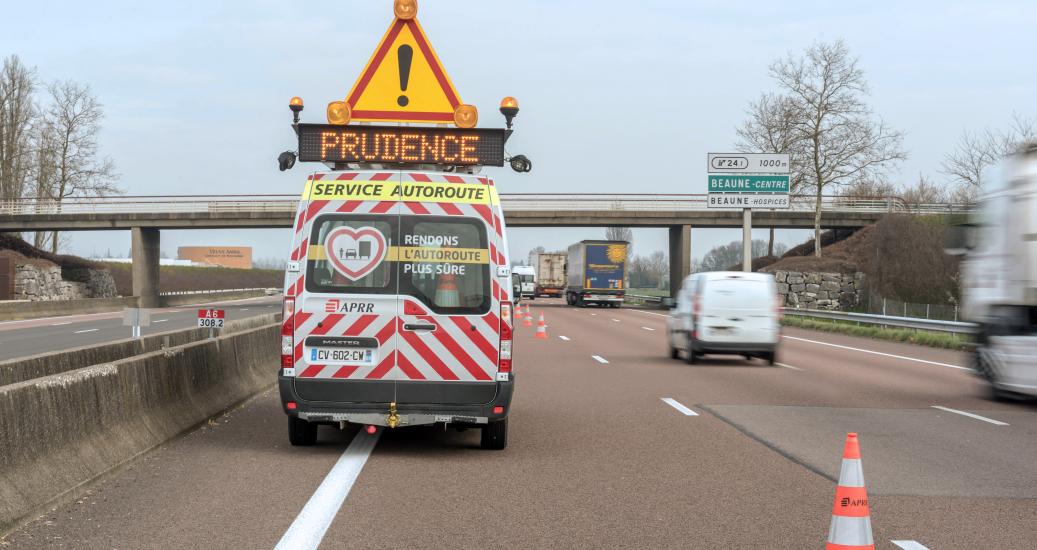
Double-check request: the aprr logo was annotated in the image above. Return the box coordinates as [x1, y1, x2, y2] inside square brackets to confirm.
[325, 299, 340, 313]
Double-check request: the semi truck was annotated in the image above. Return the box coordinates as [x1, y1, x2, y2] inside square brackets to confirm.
[529, 252, 566, 297]
[953, 142, 1037, 399]
[565, 240, 628, 308]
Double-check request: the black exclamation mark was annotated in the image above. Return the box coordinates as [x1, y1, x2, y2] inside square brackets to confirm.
[397, 45, 413, 107]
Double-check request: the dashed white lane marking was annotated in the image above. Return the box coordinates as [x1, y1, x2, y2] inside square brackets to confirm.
[611, 318, 620, 322]
[559, 335, 570, 341]
[591, 355, 609, 364]
[241, 308, 249, 311]
[782, 335, 970, 371]
[931, 406, 1009, 426]
[641, 326, 655, 331]
[153, 319, 169, 323]
[660, 398, 698, 416]
[73, 328, 99, 334]
[776, 363, 804, 371]
[590, 313, 598, 316]
[275, 429, 381, 550]
[892, 541, 930, 550]
[51, 322, 72, 326]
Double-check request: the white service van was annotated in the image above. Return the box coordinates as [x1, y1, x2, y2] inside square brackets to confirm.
[667, 271, 781, 365]
[511, 265, 536, 300]
[279, 170, 515, 449]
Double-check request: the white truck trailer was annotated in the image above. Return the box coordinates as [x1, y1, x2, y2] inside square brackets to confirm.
[955, 142, 1037, 399]
[529, 252, 566, 297]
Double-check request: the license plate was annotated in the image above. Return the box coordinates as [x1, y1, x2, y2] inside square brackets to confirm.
[711, 327, 734, 336]
[308, 347, 375, 364]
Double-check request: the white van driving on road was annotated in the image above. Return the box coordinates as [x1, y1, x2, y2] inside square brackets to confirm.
[667, 271, 780, 365]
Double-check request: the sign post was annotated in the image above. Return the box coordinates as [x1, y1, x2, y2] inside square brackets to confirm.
[122, 308, 152, 339]
[707, 154, 791, 272]
[197, 309, 226, 339]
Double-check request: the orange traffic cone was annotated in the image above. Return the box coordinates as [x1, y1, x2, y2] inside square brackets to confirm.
[826, 433, 874, 550]
[535, 313, 548, 339]
[523, 305, 534, 327]
[435, 274, 460, 307]
[514, 304, 524, 321]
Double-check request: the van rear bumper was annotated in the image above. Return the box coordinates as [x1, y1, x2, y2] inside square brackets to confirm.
[691, 339, 776, 355]
[278, 374, 514, 427]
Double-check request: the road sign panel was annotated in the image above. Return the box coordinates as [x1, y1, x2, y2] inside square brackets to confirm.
[346, 16, 462, 124]
[707, 194, 790, 209]
[708, 153, 790, 174]
[708, 174, 790, 193]
[197, 309, 226, 328]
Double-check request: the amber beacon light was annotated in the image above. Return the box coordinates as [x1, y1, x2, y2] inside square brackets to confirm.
[499, 96, 519, 129]
[326, 101, 351, 126]
[289, 96, 304, 123]
[394, 0, 417, 20]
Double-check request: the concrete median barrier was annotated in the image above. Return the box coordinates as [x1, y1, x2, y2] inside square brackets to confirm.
[0, 320, 279, 535]
[0, 289, 274, 321]
[0, 313, 279, 387]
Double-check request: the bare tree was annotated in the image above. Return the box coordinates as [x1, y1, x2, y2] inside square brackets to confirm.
[900, 174, 947, 210]
[942, 112, 1036, 200]
[0, 55, 37, 202]
[756, 40, 905, 256]
[736, 93, 808, 255]
[34, 80, 119, 252]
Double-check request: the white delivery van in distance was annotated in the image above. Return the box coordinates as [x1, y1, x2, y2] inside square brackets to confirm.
[511, 265, 536, 300]
[279, 170, 515, 449]
[667, 271, 781, 365]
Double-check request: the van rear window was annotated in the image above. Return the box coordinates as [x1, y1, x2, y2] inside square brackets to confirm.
[306, 214, 491, 314]
[702, 279, 771, 309]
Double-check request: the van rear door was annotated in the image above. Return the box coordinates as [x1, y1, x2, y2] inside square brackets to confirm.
[394, 174, 502, 405]
[291, 171, 402, 404]
[699, 275, 777, 344]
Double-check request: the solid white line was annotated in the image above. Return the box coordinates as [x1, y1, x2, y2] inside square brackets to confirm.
[660, 397, 698, 416]
[275, 429, 381, 550]
[73, 328, 99, 334]
[892, 541, 930, 550]
[931, 406, 1009, 426]
[782, 335, 970, 371]
[51, 322, 72, 326]
[558, 335, 570, 341]
[631, 309, 669, 318]
[776, 363, 804, 371]
[591, 355, 609, 364]
[641, 326, 655, 331]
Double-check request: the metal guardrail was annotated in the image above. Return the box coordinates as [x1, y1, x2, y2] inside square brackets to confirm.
[783, 308, 977, 335]
[625, 293, 666, 304]
[159, 288, 280, 296]
[0, 194, 974, 216]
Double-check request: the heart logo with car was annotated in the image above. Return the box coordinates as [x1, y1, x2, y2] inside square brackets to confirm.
[324, 226, 388, 281]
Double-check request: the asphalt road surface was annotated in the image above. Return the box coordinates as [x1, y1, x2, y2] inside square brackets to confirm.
[0, 296, 282, 361]
[3, 298, 1035, 549]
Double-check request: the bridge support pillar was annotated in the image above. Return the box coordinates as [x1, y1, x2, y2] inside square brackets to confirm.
[131, 227, 161, 308]
[668, 225, 691, 299]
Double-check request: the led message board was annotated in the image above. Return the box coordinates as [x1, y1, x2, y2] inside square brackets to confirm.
[297, 124, 505, 166]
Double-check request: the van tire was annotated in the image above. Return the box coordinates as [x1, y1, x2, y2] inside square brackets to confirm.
[765, 352, 776, 366]
[684, 336, 699, 364]
[288, 416, 319, 446]
[481, 419, 508, 450]
[669, 344, 680, 359]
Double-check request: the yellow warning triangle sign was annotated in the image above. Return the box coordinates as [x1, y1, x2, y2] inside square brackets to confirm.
[346, 16, 464, 124]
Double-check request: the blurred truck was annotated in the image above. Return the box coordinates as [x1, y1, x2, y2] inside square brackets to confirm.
[953, 142, 1037, 399]
[529, 252, 566, 297]
[565, 240, 628, 308]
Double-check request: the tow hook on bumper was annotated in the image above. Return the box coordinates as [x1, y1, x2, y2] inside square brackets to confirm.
[386, 401, 400, 429]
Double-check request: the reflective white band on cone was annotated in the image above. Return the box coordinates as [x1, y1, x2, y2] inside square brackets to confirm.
[838, 458, 866, 487]
[827, 515, 874, 548]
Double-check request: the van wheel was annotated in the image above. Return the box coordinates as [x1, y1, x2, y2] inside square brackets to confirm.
[481, 419, 508, 450]
[765, 352, 776, 366]
[684, 336, 699, 364]
[669, 341, 680, 359]
[288, 416, 318, 446]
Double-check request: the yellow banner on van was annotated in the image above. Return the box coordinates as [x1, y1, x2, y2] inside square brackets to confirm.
[308, 245, 489, 264]
[304, 180, 491, 205]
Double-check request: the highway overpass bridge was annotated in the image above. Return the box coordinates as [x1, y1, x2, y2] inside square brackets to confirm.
[0, 194, 969, 305]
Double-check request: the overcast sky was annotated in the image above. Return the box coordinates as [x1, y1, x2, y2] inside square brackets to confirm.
[6, 0, 1036, 263]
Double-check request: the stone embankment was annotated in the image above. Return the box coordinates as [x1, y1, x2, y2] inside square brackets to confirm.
[771, 270, 863, 310]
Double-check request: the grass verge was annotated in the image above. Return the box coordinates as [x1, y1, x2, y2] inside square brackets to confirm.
[782, 314, 971, 351]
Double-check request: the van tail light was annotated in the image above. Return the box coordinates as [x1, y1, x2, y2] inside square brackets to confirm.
[775, 294, 784, 321]
[692, 293, 701, 319]
[281, 298, 295, 369]
[499, 301, 513, 373]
